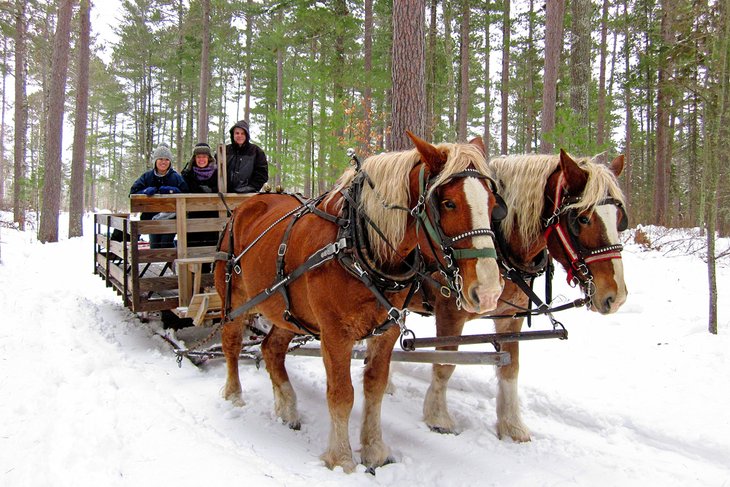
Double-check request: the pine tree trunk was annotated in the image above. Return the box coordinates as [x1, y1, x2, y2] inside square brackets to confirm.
[69, 0, 91, 238]
[654, 0, 674, 225]
[540, 0, 565, 153]
[174, 0, 182, 164]
[457, 0, 470, 142]
[363, 0, 373, 150]
[391, 0, 425, 150]
[425, 0, 437, 140]
[524, 0, 535, 152]
[443, 2, 455, 138]
[1, 37, 7, 205]
[39, 0, 74, 243]
[623, 0, 633, 213]
[197, 0, 211, 143]
[276, 40, 283, 188]
[500, 0, 510, 154]
[706, 0, 730, 334]
[570, 0, 591, 131]
[483, 2, 491, 157]
[13, 0, 27, 229]
[245, 0, 253, 122]
[597, 0, 609, 147]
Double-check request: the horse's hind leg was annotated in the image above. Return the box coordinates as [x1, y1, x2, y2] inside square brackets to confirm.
[221, 315, 248, 406]
[261, 325, 300, 430]
[495, 317, 531, 442]
[423, 313, 467, 434]
[360, 327, 399, 469]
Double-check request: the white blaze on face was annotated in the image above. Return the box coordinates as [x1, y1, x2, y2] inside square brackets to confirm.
[462, 178, 503, 310]
[596, 204, 628, 308]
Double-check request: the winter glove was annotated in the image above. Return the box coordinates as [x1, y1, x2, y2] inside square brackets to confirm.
[159, 186, 181, 194]
[237, 185, 257, 194]
[142, 186, 157, 196]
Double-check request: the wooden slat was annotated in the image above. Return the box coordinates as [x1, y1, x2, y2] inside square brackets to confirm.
[138, 276, 179, 292]
[136, 248, 177, 263]
[183, 218, 227, 232]
[136, 220, 177, 233]
[130, 193, 252, 213]
[108, 214, 129, 230]
[136, 297, 180, 313]
[108, 240, 125, 258]
[187, 292, 222, 316]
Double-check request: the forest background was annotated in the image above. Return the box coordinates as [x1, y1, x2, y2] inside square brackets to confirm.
[0, 0, 728, 246]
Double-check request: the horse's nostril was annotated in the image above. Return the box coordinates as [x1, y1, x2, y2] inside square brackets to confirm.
[604, 295, 614, 312]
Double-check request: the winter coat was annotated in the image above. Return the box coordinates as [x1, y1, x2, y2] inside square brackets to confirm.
[129, 168, 188, 221]
[181, 159, 219, 220]
[129, 168, 188, 195]
[224, 120, 269, 193]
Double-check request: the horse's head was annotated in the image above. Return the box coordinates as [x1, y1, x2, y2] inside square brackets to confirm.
[543, 149, 628, 314]
[407, 131, 505, 313]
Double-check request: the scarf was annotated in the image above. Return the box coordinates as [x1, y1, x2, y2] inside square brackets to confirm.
[194, 163, 216, 180]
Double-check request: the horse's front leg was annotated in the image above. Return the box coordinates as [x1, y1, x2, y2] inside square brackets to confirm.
[423, 312, 468, 434]
[261, 325, 300, 429]
[495, 316, 531, 442]
[221, 315, 248, 406]
[319, 332, 357, 473]
[360, 327, 399, 469]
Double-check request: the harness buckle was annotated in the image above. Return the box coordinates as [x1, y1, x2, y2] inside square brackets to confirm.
[234, 264, 242, 275]
[352, 261, 367, 277]
[410, 194, 426, 217]
[440, 286, 452, 298]
[277, 243, 287, 256]
[387, 307, 409, 328]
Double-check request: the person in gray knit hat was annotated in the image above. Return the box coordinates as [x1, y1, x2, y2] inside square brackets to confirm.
[129, 142, 189, 248]
[225, 120, 268, 193]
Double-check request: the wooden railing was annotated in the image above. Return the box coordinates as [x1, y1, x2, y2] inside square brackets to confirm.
[94, 193, 251, 314]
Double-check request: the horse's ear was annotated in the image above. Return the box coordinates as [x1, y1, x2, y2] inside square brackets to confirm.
[559, 149, 588, 194]
[609, 154, 625, 177]
[407, 130, 447, 172]
[468, 136, 486, 155]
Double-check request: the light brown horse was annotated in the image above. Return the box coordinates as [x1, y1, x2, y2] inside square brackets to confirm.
[420, 150, 628, 440]
[214, 132, 505, 472]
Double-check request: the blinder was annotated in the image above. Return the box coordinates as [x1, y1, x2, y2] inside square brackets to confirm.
[565, 197, 628, 237]
[486, 178, 508, 222]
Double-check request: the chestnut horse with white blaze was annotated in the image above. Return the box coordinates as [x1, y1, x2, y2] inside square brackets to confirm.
[419, 150, 628, 440]
[215, 132, 504, 472]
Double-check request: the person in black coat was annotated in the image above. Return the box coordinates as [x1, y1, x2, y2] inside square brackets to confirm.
[225, 120, 268, 193]
[129, 143, 188, 248]
[181, 142, 220, 249]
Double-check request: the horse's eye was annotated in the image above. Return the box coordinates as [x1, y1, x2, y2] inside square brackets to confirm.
[578, 215, 590, 225]
[442, 200, 457, 210]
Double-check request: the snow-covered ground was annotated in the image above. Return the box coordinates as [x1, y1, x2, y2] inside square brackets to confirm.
[1, 214, 729, 487]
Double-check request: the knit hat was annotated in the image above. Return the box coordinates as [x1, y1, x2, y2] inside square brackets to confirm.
[193, 142, 214, 158]
[151, 143, 174, 165]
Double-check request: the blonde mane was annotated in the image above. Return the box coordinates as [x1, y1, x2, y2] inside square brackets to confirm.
[489, 153, 625, 251]
[330, 143, 489, 263]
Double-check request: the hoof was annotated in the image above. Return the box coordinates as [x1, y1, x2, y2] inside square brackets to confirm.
[429, 425, 458, 435]
[223, 389, 245, 407]
[364, 456, 395, 476]
[496, 421, 531, 442]
[288, 420, 301, 431]
[321, 452, 356, 474]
